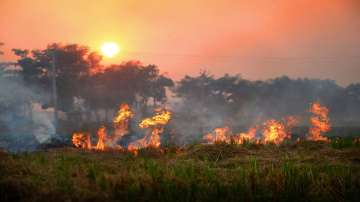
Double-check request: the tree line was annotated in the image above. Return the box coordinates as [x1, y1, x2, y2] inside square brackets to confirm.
[1, 43, 360, 142]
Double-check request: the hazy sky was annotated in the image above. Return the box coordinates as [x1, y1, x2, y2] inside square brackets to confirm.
[1, 0, 359, 85]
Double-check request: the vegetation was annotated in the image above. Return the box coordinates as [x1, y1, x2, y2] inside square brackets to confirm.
[0, 141, 359, 202]
[1, 42, 360, 201]
[1, 43, 360, 149]
[11, 44, 174, 112]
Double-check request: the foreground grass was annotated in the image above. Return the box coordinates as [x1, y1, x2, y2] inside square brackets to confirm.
[0, 141, 359, 202]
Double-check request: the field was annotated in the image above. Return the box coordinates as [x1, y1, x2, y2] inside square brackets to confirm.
[0, 140, 359, 202]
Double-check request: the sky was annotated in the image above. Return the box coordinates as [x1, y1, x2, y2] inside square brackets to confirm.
[0, 0, 359, 86]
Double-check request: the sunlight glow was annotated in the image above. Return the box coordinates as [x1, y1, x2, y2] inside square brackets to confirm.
[101, 42, 120, 58]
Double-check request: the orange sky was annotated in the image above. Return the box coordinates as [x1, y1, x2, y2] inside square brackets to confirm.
[0, 0, 359, 85]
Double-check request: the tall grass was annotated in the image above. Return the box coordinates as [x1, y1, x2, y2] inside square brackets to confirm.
[0, 142, 359, 202]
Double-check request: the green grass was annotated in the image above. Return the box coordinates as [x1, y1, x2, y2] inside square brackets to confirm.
[0, 141, 359, 202]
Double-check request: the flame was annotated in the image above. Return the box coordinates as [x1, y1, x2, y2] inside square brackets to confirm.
[139, 109, 172, 128]
[234, 127, 257, 144]
[95, 126, 107, 151]
[71, 104, 135, 151]
[202, 117, 297, 145]
[308, 102, 331, 141]
[214, 127, 232, 143]
[262, 116, 298, 145]
[262, 119, 290, 145]
[203, 127, 232, 144]
[113, 104, 134, 128]
[110, 104, 134, 147]
[70, 101, 334, 151]
[128, 109, 172, 152]
[72, 132, 92, 149]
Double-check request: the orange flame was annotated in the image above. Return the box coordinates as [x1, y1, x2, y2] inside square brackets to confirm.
[234, 127, 257, 144]
[113, 104, 134, 129]
[203, 117, 297, 145]
[71, 104, 135, 151]
[214, 127, 232, 143]
[128, 109, 172, 152]
[262, 119, 289, 145]
[95, 126, 107, 151]
[308, 102, 331, 141]
[72, 132, 92, 149]
[110, 104, 134, 147]
[203, 127, 232, 144]
[139, 109, 172, 128]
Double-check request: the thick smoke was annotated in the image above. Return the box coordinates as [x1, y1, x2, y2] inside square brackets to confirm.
[0, 73, 55, 151]
[167, 76, 360, 145]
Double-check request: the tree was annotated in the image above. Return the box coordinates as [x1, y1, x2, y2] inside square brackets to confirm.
[83, 61, 174, 112]
[13, 43, 100, 112]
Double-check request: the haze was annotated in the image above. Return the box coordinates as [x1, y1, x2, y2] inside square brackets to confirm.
[1, 0, 359, 85]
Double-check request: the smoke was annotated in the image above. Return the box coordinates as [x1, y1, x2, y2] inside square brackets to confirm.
[0, 74, 55, 151]
[166, 75, 360, 145]
[31, 103, 56, 143]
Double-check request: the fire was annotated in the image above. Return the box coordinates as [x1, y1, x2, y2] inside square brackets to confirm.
[95, 126, 107, 151]
[262, 116, 298, 144]
[308, 102, 331, 141]
[71, 104, 135, 151]
[71, 105, 172, 153]
[203, 127, 232, 143]
[262, 120, 289, 144]
[214, 127, 232, 143]
[70, 100, 334, 151]
[110, 104, 134, 147]
[72, 132, 92, 149]
[128, 109, 172, 152]
[203, 116, 298, 145]
[113, 104, 134, 128]
[138, 109, 172, 128]
[234, 127, 257, 144]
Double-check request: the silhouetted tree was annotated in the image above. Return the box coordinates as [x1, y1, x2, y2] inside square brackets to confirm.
[174, 72, 360, 127]
[83, 61, 173, 114]
[13, 43, 99, 112]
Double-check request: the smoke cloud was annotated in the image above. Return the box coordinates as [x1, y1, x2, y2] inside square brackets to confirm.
[0, 73, 55, 151]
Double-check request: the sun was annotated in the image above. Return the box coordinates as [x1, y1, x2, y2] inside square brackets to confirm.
[101, 42, 120, 58]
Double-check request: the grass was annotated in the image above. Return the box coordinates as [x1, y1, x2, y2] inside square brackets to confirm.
[0, 141, 359, 202]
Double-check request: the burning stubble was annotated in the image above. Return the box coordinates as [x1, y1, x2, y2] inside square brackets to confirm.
[72, 102, 332, 151]
[72, 105, 172, 153]
[202, 103, 330, 145]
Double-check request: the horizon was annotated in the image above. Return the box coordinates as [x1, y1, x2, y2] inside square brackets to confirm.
[0, 41, 358, 88]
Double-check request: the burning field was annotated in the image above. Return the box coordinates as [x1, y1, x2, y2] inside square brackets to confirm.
[0, 102, 360, 202]
[2, 1, 360, 200]
[70, 102, 332, 152]
[1, 44, 360, 201]
[71, 104, 172, 153]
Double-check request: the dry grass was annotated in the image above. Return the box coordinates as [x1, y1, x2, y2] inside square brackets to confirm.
[0, 141, 359, 202]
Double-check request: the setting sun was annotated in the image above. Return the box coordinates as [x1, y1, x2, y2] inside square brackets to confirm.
[100, 42, 120, 58]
